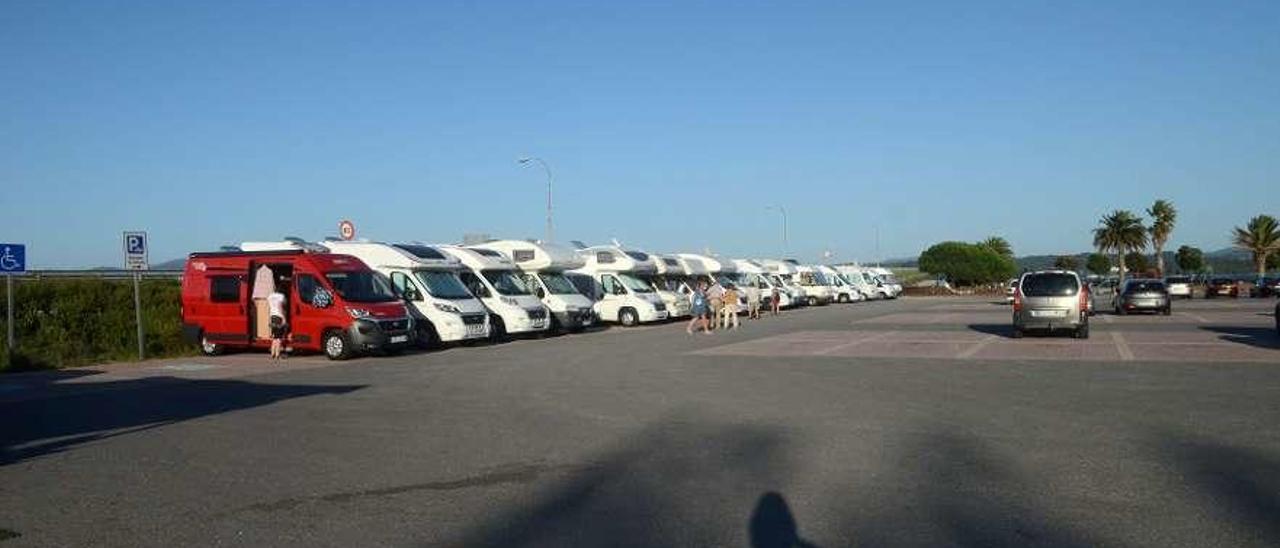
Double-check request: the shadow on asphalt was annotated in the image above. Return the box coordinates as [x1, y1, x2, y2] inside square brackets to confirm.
[968, 323, 1015, 338]
[1162, 435, 1280, 542]
[750, 492, 819, 548]
[1200, 326, 1280, 350]
[0, 378, 364, 466]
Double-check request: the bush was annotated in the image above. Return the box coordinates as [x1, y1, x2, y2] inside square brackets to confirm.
[0, 278, 193, 372]
[918, 242, 1017, 287]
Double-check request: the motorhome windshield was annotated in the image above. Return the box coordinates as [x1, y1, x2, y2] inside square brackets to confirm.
[415, 270, 473, 299]
[325, 271, 397, 303]
[618, 273, 655, 293]
[482, 270, 532, 296]
[647, 274, 683, 292]
[537, 272, 580, 295]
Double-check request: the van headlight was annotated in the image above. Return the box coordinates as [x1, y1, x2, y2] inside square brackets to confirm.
[345, 307, 372, 319]
[433, 302, 461, 314]
[500, 296, 519, 307]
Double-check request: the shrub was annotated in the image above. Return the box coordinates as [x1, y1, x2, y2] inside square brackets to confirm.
[0, 279, 193, 372]
[918, 242, 1017, 287]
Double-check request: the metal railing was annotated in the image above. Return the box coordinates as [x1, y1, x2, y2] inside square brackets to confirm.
[6, 270, 183, 280]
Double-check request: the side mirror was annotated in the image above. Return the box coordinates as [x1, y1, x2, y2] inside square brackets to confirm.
[403, 288, 422, 302]
[536, 287, 546, 299]
[312, 289, 334, 309]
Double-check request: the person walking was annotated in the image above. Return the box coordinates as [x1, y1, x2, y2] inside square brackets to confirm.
[267, 290, 288, 360]
[686, 282, 711, 335]
[721, 284, 741, 330]
[746, 280, 762, 320]
[770, 283, 782, 316]
[706, 279, 725, 331]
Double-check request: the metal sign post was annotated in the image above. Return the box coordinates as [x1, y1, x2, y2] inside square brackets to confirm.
[123, 232, 148, 360]
[1, 244, 27, 360]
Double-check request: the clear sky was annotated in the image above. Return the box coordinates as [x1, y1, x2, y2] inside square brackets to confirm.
[3, 1, 1277, 268]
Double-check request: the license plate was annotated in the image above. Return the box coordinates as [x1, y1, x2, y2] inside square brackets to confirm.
[582, 317, 593, 326]
[656, 311, 669, 320]
[1031, 310, 1065, 318]
[390, 335, 408, 344]
[532, 319, 547, 328]
[1137, 299, 1156, 307]
[466, 325, 485, 336]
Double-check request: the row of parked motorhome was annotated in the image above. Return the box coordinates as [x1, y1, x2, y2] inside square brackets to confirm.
[180, 239, 902, 360]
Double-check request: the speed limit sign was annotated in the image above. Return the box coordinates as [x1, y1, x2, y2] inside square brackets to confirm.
[338, 220, 356, 241]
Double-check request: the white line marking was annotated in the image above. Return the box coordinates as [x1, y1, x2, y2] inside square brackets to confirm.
[1111, 331, 1135, 361]
[1182, 312, 1208, 323]
[813, 331, 897, 355]
[1100, 314, 1114, 324]
[957, 335, 1000, 359]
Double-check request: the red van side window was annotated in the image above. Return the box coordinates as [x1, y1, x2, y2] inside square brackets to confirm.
[210, 276, 241, 303]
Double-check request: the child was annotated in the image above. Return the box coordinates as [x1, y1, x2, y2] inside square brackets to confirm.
[267, 290, 288, 360]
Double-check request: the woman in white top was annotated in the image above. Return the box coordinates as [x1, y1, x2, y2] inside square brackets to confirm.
[267, 291, 287, 360]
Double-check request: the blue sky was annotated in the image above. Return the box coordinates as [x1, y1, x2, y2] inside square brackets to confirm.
[2, 1, 1277, 268]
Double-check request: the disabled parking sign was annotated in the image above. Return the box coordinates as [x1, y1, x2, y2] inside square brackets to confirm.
[0, 243, 24, 273]
[123, 231, 148, 270]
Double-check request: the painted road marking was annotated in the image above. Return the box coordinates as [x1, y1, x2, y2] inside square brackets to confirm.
[1110, 331, 1135, 361]
[1181, 312, 1208, 323]
[1099, 314, 1114, 323]
[957, 335, 1000, 359]
[813, 331, 897, 355]
[154, 363, 221, 372]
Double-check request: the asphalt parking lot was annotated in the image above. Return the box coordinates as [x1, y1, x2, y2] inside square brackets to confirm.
[2, 297, 1279, 547]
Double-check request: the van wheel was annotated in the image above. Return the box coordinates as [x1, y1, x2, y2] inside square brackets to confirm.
[807, 296, 818, 306]
[619, 308, 639, 327]
[490, 316, 508, 341]
[415, 323, 439, 350]
[323, 330, 353, 360]
[200, 336, 224, 356]
[838, 294, 849, 303]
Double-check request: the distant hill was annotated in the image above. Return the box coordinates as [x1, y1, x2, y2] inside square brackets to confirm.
[895, 247, 1261, 276]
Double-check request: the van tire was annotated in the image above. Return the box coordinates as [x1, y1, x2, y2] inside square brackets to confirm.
[807, 296, 818, 306]
[490, 316, 508, 341]
[323, 330, 353, 361]
[619, 308, 639, 327]
[415, 323, 439, 350]
[838, 294, 849, 304]
[200, 335, 224, 356]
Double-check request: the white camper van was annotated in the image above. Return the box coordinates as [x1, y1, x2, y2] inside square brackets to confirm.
[869, 267, 904, 298]
[676, 253, 747, 311]
[794, 265, 836, 306]
[818, 265, 861, 303]
[567, 246, 669, 326]
[321, 241, 490, 347]
[837, 265, 893, 300]
[733, 259, 794, 308]
[638, 254, 693, 318]
[758, 259, 809, 306]
[469, 240, 597, 332]
[438, 245, 550, 339]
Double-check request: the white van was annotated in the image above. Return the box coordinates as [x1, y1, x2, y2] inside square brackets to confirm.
[468, 239, 597, 332]
[638, 254, 693, 318]
[438, 245, 550, 339]
[818, 265, 862, 303]
[677, 253, 748, 311]
[794, 265, 836, 306]
[321, 241, 490, 347]
[733, 259, 794, 308]
[758, 259, 809, 306]
[567, 245, 669, 326]
[870, 267, 904, 298]
[837, 265, 894, 300]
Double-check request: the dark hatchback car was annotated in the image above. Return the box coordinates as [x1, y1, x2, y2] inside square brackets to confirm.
[1206, 278, 1239, 298]
[1249, 277, 1280, 298]
[1115, 279, 1171, 315]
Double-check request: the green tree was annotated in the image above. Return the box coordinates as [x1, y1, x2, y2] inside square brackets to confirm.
[1232, 214, 1280, 279]
[918, 241, 1017, 286]
[978, 236, 1014, 260]
[1053, 255, 1079, 271]
[1175, 245, 1204, 274]
[1093, 210, 1148, 280]
[1086, 253, 1111, 276]
[1146, 199, 1177, 277]
[1125, 252, 1151, 275]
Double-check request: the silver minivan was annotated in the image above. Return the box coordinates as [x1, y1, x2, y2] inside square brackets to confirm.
[1013, 270, 1089, 339]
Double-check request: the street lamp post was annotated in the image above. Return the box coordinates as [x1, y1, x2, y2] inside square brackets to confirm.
[518, 156, 554, 243]
[766, 205, 788, 256]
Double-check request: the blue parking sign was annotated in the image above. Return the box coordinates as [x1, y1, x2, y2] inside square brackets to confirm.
[0, 243, 25, 273]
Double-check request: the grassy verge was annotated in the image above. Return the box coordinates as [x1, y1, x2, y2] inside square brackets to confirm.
[0, 278, 195, 372]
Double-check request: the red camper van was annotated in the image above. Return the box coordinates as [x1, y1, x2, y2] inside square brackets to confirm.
[181, 249, 412, 359]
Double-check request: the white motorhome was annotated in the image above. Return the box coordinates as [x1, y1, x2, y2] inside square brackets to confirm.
[794, 265, 836, 306]
[468, 239, 597, 332]
[818, 265, 862, 303]
[869, 267, 904, 298]
[676, 253, 747, 311]
[637, 254, 692, 318]
[438, 245, 550, 339]
[758, 259, 809, 306]
[837, 265, 893, 300]
[733, 259, 795, 308]
[320, 241, 490, 347]
[567, 245, 669, 326]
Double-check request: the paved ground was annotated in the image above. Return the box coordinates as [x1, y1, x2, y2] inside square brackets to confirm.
[2, 297, 1279, 547]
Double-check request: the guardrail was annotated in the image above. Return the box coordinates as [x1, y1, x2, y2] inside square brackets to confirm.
[5, 270, 184, 280]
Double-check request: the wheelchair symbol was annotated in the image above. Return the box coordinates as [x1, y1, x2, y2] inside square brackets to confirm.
[1, 247, 19, 271]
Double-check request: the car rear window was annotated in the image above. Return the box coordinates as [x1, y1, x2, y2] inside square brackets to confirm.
[1125, 281, 1167, 293]
[1165, 277, 1190, 284]
[1020, 273, 1078, 297]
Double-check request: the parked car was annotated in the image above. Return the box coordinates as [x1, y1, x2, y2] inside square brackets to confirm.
[1012, 270, 1089, 339]
[1275, 300, 1280, 336]
[1004, 278, 1019, 304]
[1249, 277, 1280, 298]
[1164, 276, 1193, 299]
[1114, 279, 1171, 316]
[1206, 278, 1239, 298]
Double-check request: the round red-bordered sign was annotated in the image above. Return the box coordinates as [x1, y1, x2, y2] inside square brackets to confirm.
[338, 220, 356, 241]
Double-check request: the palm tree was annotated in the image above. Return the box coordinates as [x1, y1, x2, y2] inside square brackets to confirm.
[979, 236, 1013, 260]
[1093, 210, 1147, 280]
[1146, 199, 1177, 277]
[1232, 214, 1280, 279]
